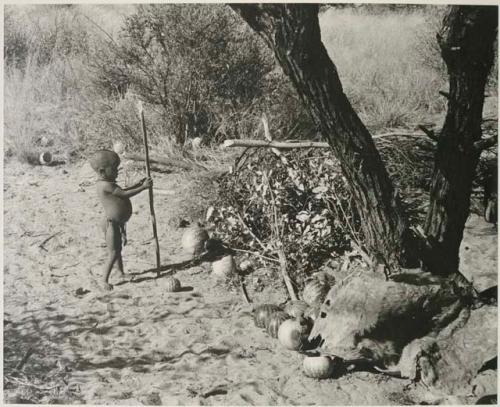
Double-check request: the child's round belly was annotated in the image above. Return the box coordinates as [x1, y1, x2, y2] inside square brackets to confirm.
[104, 198, 132, 223]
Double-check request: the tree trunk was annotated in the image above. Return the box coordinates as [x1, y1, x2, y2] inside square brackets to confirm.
[423, 6, 497, 276]
[230, 4, 418, 272]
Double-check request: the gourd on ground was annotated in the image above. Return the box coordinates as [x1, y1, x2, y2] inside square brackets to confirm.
[266, 311, 291, 338]
[303, 355, 338, 379]
[211, 255, 236, 280]
[164, 277, 181, 292]
[182, 225, 209, 256]
[278, 316, 311, 351]
[253, 304, 282, 329]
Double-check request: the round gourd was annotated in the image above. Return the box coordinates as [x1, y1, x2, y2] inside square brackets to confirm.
[253, 304, 282, 328]
[39, 151, 52, 165]
[164, 277, 181, 292]
[278, 317, 310, 351]
[303, 356, 336, 379]
[211, 255, 236, 280]
[284, 300, 309, 319]
[181, 225, 209, 256]
[266, 311, 290, 338]
[302, 277, 330, 306]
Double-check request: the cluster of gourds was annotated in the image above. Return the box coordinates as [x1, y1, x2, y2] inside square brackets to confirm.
[181, 224, 341, 379]
[253, 274, 341, 379]
[181, 224, 236, 280]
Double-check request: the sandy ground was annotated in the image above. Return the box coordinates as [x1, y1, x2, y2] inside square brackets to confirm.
[3, 160, 497, 405]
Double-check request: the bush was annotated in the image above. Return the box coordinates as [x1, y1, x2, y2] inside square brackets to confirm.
[89, 4, 280, 146]
[210, 149, 359, 284]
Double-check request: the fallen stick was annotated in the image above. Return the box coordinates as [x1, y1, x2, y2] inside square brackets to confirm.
[15, 347, 34, 371]
[223, 132, 433, 149]
[224, 139, 329, 149]
[276, 247, 298, 301]
[154, 188, 176, 195]
[239, 276, 251, 304]
[123, 152, 207, 171]
[38, 231, 62, 251]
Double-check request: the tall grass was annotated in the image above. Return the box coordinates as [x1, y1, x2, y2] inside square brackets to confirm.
[319, 7, 448, 131]
[4, 5, 461, 165]
[4, 53, 87, 162]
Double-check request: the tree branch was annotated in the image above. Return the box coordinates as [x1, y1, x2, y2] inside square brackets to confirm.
[418, 125, 439, 142]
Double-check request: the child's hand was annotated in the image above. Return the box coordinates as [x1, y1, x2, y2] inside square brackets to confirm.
[142, 177, 153, 189]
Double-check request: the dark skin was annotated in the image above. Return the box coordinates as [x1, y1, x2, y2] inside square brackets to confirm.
[96, 162, 152, 290]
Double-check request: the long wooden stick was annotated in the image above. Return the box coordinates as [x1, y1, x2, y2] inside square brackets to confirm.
[223, 131, 433, 149]
[138, 102, 161, 275]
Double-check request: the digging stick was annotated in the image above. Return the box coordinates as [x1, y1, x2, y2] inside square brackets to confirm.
[138, 102, 161, 276]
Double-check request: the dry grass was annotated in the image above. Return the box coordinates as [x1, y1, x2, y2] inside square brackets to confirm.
[4, 5, 456, 165]
[319, 7, 447, 131]
[4, 55, 85, 162]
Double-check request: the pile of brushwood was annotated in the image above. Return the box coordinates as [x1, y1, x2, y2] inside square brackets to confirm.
[211, 133, 441, 287]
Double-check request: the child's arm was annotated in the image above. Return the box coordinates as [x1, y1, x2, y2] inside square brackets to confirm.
[123, 178, 146, 191]
[112, 178, 152, 198]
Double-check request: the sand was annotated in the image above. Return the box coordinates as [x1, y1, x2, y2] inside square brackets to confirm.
[3, 160, 497, 405]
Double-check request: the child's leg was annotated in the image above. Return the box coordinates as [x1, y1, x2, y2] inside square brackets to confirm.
[102, 221, 123, 290]
[114, 226, 132, 283]
[115, 253, 132, 282]
[120, 224, 127, 246]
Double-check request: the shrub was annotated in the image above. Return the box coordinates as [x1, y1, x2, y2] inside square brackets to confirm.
[211, 148, 359, 284]
[89, 4, 278, 146]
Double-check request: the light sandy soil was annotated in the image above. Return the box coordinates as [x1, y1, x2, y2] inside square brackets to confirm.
[3, 159, 497, 405]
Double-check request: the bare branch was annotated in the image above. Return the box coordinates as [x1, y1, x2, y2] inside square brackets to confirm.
[418, 125, 439, 142]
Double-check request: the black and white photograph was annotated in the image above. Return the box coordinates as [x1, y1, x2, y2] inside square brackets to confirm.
[3, 2, 498, 405]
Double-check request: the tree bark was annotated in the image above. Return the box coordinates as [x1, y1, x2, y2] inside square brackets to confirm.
[230, 4, 418, 272]
[423, 6, 497, 276]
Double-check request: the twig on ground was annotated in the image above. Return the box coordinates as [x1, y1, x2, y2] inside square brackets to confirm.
[38, 231, 62, 251]
[5, 375, 61, 391]
[201, 385, 228, 398]
[239, 276, 252, 304]
[15, 347, 35, 371]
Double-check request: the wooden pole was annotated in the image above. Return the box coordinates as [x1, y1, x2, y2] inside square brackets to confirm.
[223, 132, 433, 149]
[138, 102, 161, 276]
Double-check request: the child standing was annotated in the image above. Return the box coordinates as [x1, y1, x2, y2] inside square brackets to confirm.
[90, 150, 152, 290]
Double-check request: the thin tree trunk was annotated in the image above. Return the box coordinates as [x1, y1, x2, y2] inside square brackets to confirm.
[231, 4, 418, 272]
[423, 6, 497, 276]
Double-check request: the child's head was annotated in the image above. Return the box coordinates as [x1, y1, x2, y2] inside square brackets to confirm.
[90, 150, 120, 181]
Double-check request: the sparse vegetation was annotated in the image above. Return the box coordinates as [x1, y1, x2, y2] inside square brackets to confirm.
[5, 4, 463, 162]
[3, 4, 498, 404]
